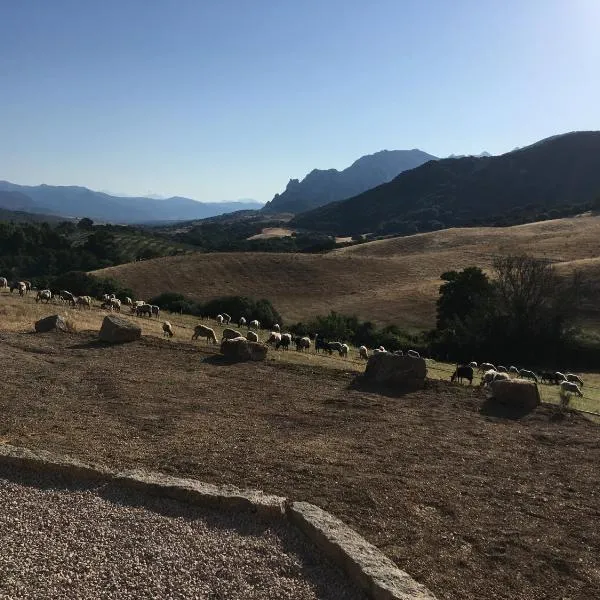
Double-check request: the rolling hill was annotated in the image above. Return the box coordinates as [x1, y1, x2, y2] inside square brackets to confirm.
[262, 149, 437, 214]
[0, 181, 262, 224]
[93, 214, 600, 330]
[290, 131, 600, 235]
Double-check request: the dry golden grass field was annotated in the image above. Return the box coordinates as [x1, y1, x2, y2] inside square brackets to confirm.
[0, 289, 599, 600]
[94, 215, 600, 329]
[246, 227, 294, 240]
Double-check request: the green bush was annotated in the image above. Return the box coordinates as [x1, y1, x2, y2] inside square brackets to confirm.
[50, 271, 134, 300]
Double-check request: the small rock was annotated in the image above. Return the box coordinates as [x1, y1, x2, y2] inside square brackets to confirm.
[98, 315, 141, 344]
[34, 315, 69, 333]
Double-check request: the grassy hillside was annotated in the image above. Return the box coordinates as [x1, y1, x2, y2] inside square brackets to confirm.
[93, 215, 600, 329]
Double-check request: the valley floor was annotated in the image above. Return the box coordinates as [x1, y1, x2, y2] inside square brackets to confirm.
[0, 329, 598, 600]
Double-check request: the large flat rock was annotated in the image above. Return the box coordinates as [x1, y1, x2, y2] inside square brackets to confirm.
[99, 315, 141, 344]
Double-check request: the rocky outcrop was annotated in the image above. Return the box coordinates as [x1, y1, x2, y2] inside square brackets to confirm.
[34, 314, 69, 333]
[220, 337, 268, 361]
[364, 354, 427, 389]
[98, 315, 141, 344]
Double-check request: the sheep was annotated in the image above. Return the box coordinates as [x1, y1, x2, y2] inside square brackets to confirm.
[59, 290, 76, 306]
[276, 333, 292, 350]
[315, 335, 333, 354]
[359, 345, 369, 360]
[519, 369, 538, 383]
[492, 372, 510, 382]
[479, 362, 496, 373]
[566, 373, 584, 387]
[35, 289, 52, 304]
[246, 331, 259, 342]
[151, 305, 160, 318]
[540, 371, 558, 384]
[239, 317, 247, 327]
[162, 321, 174, 338]
[134, 300, 145, 307]
[555, 371, 568, 383]
[216, 314, 224, 324]
[451, 365, 474, 385]
[23, 281, 31, 293]
[266, 332, 282, 345]
[480, 369, 499, 386]
[508, 366, 519, 374]
[222, 313, 232, 324]
[272, 323, 280, 333]
[468, 361, 478, 368]
[102, 293, 112, 303]
[123, 297, 133, 306]
[0, 277, 7, 288]
[327, 341, 344, 354]
[135, 303, 153, 317]
[496, 365, 508, 373]
[393, 350, 404, 356]
[339, 343, 349, 358]
[222, 328, 243, 341]
[559, 380, 583, 398]
[191, 324, 218, 344]
[295, 336, 311, 351]
[407, 349, 420, 358]
[249, 319, 260, 330]
[75, 295, 92, 309]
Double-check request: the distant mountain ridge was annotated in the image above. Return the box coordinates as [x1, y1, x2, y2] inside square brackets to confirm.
[0, 181, 262, 224]
[262, 149, 437, 214]
[290, 131, 600, 235]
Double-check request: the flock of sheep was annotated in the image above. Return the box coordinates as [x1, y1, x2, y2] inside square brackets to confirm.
[451, 361, 585, 400]
[2, 278, 588, 404]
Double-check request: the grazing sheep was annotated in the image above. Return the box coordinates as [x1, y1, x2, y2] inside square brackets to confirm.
[135, 303, 153, 317]
[222, 328, 243, 341]
[327, 341, 344, 354]
[239, 317, 247, 327]
[272, 323, 280, 333]
[559, 380, 583, 398]
[123, 297, 133, 306]
[249, 319, 260, 330]
[246, 331, 259, 342]
[276, 333, 292, 350]
[266, 331, 282, 345]
[566, 373, 584, 387]
[451, 365, 474, 385]
[162, 321, 174, 338]
[0, 277, 7, 288]
[555, 371, 568, 383]
[407, 349, 420, 358]
[480, 369, 499, 386]
[134, 300, 145, 307]
[295, 336, 311, 351]
[540, 371, 558, 384]
[191, 324, 218, 344]
[508, 366, 519, 374]
[23, 281, 31, 294]
[151, 305, 160, 318]
[479, 362, 496, 372]
[35, 289, 52, 304]
[315, 335, 333, 354]
[496, 365, 508, 373]
[519, 369, 538, 383]
[59, 290, 76, 306]
[75, 295, 92, 309]
[216, 314, 224, 324]
[359, 345, 369, 360]
[102, 293, 111, 302]
[340, 343, 349, 358]
[468, 361, 478, 368]
[222, 313, 232, 324]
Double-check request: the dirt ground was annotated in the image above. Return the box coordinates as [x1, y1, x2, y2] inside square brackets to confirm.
[1, 330, 598, 600]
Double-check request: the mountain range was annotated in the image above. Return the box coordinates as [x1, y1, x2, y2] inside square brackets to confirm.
[262, 149, 437, 214]
[291, 131, 600, 235]
[0, 182, 262, 224]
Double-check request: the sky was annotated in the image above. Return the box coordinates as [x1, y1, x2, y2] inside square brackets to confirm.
[1, 0, 599, 203]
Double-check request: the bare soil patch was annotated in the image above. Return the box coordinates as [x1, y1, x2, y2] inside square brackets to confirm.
[94, 215, 600, 328]
[1, 331, 598, 600]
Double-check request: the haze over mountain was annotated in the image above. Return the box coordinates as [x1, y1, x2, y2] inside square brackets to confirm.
[0, 181, 262, 224]
[291, 131, 600, 235]
[262, 149, 437, 214]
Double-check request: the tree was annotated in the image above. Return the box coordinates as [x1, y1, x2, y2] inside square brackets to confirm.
[436, 267, 494, 329]
[77, 217, 94, 230]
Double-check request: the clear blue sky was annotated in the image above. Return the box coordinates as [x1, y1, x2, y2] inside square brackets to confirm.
[1, 0, 598, 202]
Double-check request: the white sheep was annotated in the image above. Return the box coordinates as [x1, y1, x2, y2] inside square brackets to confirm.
[559, 380, 583, 398]
[519, 369, 538, 383]
[339, 343, 349, 358]
[468, 361, 478, 368]
[508, 366, 519, 374]
[75, 295, 92, 309]
[222, 328, 243, 340]
[266, 332, 282, 345]
[35, 289, 52, 304]
[162, 321, 174, 337]
[276, 333, 291, 350]
[151, 305, 160, 319]
[272, 323, 280, 333]
[566, 373, 584, 387]
[216, 314, 224, 324]
[239, 317, 247, 327]
[222, 313, 232, 324]
[295, 336, 311, 351]
[359, 345, 369, 360]
[555, 371, 568, 382]
[191, 324, 217, 344]
[496, 365, 508, 373]
[0, 277, 8, 288]
[249, 319, 260, 330]
[479, 362, 496, 372]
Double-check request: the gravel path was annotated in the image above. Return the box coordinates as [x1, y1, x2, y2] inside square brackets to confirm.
[0, 466, 365, 600]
